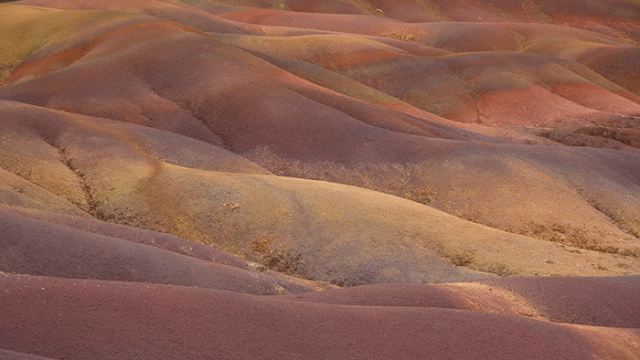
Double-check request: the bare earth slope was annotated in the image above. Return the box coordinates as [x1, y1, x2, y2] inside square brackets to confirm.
[1, 0, 640, 358]
[1, 273, 639, 360]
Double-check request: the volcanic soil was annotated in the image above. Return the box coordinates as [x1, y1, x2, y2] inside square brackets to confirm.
[1, 0, 640, 358]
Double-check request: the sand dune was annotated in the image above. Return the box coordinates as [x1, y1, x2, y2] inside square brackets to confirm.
[283, 275, 640, 327]
[1, 273, 639, 359]
[0, 208, 315, 294]
[2, 7, 640, 256]
[2, 102, 640, 286]
[1, 0, 640, 358]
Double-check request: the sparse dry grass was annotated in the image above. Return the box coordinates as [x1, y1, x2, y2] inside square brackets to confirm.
[245, 146, 437, 206]
[246, 146, 640, 262]
[250, 236, 307, 277]
[380, 29, 426, 43]
[524, 221, 640, 258]
[444, 251, 475, 267]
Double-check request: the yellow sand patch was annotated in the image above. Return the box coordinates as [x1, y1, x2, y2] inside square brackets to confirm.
[441, 282, 548, 320]
[214, 33, 408, 67]
[0, 4, 139, 83]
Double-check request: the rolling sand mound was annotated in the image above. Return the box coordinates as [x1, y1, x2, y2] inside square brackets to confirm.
[14, 0, 252, 34]
[474, 275, 640, 328]
[1, 273, 639, 360]
[2, 0, 640, 357]
[282, 275, 640, 328]
[2, 5, 640, 259]
[0, 209, 313, 294]
[2, 101, 640, 285]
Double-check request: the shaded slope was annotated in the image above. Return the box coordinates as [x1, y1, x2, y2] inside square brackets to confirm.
[0, 203, 334, 291]
[0, 204, 250, 270]
[1, 273, 639, 360]
[474, 275, 640, 328]
[283, 275, 640, 328]
[0, 208, 313, 294]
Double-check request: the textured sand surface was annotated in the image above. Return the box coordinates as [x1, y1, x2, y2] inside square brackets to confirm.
[1, 0, 640, 358]
[2, 273, 639, 360]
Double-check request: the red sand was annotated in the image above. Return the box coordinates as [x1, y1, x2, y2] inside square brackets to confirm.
[1, 1, 640, 358]
[2, 273, 638, 360]
[478, 275, 640, 328]
[0, 349, 55, 360]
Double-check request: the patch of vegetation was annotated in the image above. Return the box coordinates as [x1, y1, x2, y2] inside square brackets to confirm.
[491, 4, 522, 23]
[445, 251, 475, 267]
[245, 146, 437, 206]
[583, 245, 640, 259]
[475, 262, 516, 277]
[250, 237, 308, 277]
[438, 247, 515, 277]
[525, 221, 640, 259]
[380, 29, 425, 43]
[620, 248, 640, 258]
[328, 272, 372, 288]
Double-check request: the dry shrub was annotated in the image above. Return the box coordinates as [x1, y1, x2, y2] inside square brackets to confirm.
[445, 251, 475, 267]
[475, 262, 516, 277]
[250, 236, 308, 277]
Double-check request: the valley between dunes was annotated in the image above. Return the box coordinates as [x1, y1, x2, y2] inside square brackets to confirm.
[1, 0, 640, 358]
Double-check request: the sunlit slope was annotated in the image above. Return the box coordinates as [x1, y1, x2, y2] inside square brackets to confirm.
[0, 4, 105, 82]
[2, 103, 640, 286]
[1, 2, 640, 279]
[15, 0, 250, 33]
